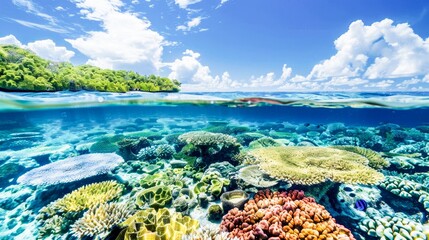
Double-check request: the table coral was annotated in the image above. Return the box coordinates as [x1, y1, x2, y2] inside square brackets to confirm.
[331, 145, 390, 169]
[249, 146, 384, 185]
[220, 189, 355, 240]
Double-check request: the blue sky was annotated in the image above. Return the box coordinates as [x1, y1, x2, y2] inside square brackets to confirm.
[1, 0, 429, 91]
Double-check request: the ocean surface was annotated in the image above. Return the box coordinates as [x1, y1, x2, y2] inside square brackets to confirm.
[1, 91, 429, 240]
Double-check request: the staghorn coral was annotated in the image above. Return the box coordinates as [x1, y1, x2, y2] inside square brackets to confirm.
[117, 207, 199, 240]
[54, 180, 124, 212]
[331, 145, 389, 169]
[249, 146, 384, 185]
[71, 202, 134, 239]
[17, 153, 124, 186]
[220, 189, 355, 240]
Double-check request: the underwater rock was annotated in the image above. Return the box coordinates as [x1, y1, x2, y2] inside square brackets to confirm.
[336, 184, 381, 220]
[220, 190, 249, 212]
[170, 159, 188, 168]
[0, 163, 25, 187]
[208, 204, 223, 221]
[117, 137, 151, 160]
[17, 153, 124, 186]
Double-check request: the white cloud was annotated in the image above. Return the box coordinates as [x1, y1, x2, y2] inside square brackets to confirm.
[12, 0, 56, 24]
[216, 0, 229, 9]
[10, 18, 69, 33]
[242, 64, 292, 90]
[174, 0, 202, 9]
[396, 78, 421, 88]
[364, 80, 394, 88]
[167, 49, 238, 91]
[27, 39, 75, 62]
[55, 6, 65, 11]
[66, 0, 165, 72]
[309, 19, 429, 81]
[0, 34, 75, 62]
[177, 16, 203, 32]
[423, 74, 429, 83]
[0, 35, 23, 47]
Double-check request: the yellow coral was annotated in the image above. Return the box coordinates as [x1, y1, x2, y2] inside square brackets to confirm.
[330, 146, 390, 169]
[54, 180, 124, 212]
[118, 208, 199, 240]
[250, 146, 384, 185]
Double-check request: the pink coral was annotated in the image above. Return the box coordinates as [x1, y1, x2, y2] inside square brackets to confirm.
[220, 189, 355, 240]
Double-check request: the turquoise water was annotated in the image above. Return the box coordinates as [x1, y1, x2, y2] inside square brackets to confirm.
[1, 91, 429, 240]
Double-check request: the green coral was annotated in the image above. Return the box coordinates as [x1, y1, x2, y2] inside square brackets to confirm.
[249, 146, 384, 185]
[208, 204, 223, 221]
[117, 208, 199, 240]
[193, 171, 230, 197]
[178, 131, 241, 167]
[136, 186, 173, 209]
[248, 136, 283, 149]
[53, 180, 124, 212]
[71, 202, 134, 239]
[331, 145, 390, 169]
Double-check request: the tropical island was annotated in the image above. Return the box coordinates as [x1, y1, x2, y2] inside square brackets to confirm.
[0, 45, 181, 93]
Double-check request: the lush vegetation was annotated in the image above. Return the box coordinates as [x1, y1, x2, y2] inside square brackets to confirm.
[0, 45, 181, 93]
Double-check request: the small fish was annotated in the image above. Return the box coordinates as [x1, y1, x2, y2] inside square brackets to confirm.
[354, 199, 368, 211]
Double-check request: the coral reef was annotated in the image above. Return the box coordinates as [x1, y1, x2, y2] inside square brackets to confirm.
[250, 146, 384, 185]
[71, 202, 134, 239]
[178, 131, 241, 167]
[220, 190, 249, 212]
[359, 215, 429, 239]
[17, 153, 124, 186]
[135, 185, 173, 209]
[331, 145, 389, 169]
[53, 180, 124, 212]
[220, 189, 355, 240]
[117, 208, 199, 240]
[237, 165, 278, 188]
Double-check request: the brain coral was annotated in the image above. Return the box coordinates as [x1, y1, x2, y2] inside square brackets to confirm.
[54, 180, 124, 212]
[71, 202, 134, 239]
[220, 189, 355, 240]
[17, 153, 124, 186]
[249, 146, 384, 185]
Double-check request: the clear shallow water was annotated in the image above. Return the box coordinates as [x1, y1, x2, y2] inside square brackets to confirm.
[1, 91, 429, 240]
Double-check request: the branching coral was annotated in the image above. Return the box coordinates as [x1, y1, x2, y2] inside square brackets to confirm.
[331, 145, 390, 169]
[54, 180, 124, 212]
[71, 202, 134, 239]
[220, 189, 355, 240]
[250, 146, 384, 185]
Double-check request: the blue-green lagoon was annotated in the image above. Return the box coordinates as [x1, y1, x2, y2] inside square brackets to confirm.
[1, 91, 429, 240]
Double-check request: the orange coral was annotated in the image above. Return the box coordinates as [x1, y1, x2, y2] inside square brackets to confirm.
[220, 190, 355, 240]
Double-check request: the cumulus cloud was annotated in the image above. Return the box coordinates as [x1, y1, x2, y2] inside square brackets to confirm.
[0, 34, 75, 62]
[309, 19, 429, 81]
[174, 0, 202, 9]
[27, 39, 75, 62]
[177, 16, 203, 32]
[167, 49, 238, 91]
[0, 35, 23, 47]
[66, 0, 165, 72]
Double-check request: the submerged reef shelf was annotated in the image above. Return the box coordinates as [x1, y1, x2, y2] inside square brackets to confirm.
[1, 91, 429, 111]
[1, 91, 429, 239]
